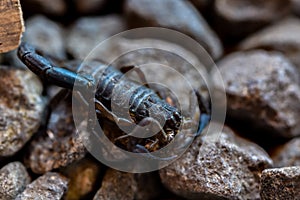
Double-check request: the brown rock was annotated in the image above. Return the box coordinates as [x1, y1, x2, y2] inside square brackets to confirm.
[0, 162, 30, 199]
[260, 167, 300, 200]
[240, 17, 300, 70]
[66, 15, 126, 59]
[213, 51, 300, 138]
[25, 94, 86, 174]
[0, 66, 46, 156]
[21, 0, 67, 16]
[272, 138, 300, 167]
[16, 172, 68, 200]
[213, 0, 291, 38]
[124, 0, 223, 59]
[159, 124, 273, 200]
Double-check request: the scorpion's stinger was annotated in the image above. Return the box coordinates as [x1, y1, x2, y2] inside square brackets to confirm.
[17, 42, 95, 90]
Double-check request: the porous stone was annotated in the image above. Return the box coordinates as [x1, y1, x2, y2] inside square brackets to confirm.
[159, 124, 273, 200]
[260, 167, 300, 200]
[0, 162, 30, 200]
[66, 15, 126, 59]
[124, 0, 223, 59]
[213, 51, 300, 138]
[272, 138, 300, 167]
[16, 172, 68, 200]
[240, 17, 300, 70]
[0, 66, 45, 156]
[25, 95, 86, 174]
[213, 0, 291, 38]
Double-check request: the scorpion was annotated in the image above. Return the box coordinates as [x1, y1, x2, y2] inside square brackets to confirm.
[17, 42, 211, 156]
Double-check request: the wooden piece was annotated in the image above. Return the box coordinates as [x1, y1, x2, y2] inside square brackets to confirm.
[0, 0, 24, 53]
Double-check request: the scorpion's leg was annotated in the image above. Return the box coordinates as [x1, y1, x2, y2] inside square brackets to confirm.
[18, 42, 95, 90]
[194, 90, 211, 136]
[120, 65, 150, 88]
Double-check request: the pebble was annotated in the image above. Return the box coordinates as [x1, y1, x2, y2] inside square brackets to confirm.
[16, 172, 68, 200]
[23, 15, 66, 60]
[66, 15, 126, 59]
[159, 124, 273, 200]
[124, 0, 223, 59]
[25, 95, 86, 174]
[260, 166, 300, 200]
[213, 51, 300, 138]
[0, 162, 31, 200]
[240, 17, 300, 70]
[0, 66, 45, 156]
[272, 138, 300, 167]
[213, 0, 291, 39]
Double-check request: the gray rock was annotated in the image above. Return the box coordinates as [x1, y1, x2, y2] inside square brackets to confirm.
[16, 172, 68, 200]
[21, 0, 67, 16]
[213, 0, 291, 38]
[0, 66, 46, 156]
[66, 15, 126, 59]
[0, 162, 30, 200]
[25, 95, 86, 174]
[260, 167, 300, 200]
[124, 0, 223, 59]
[272, 138, 300, 167]
[23, 15, 66, 60]
[159, 124, 273, 200]
[240, 17, 300, 71]
[213, 51, 300, 138]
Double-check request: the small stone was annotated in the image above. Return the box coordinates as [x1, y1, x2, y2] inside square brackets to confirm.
[73, 0, 107, 14]
[66, 15, 126, 59]
[213, 51, 300, 138]
[239, 17, 300, 70]
[62, 158, 101, 200]
[159, 124, 273, 200]
[23, 15, 66, 59]
[0, 66, 46, 156]
[0, 162, 30, 200]
[21, 0, 67, 16]
[25, 94, 86, 174]
[272, 138, 300, 167]
[213, 0, 291, 39]
[124, 0, 223, 59]
[260, 167, 300, 200]
[16, 172, 68, 200]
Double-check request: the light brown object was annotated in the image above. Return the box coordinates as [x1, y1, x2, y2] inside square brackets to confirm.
[0, 0, 24, 53]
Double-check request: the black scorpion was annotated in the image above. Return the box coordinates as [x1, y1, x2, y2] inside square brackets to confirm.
[17, 42, 211, 154]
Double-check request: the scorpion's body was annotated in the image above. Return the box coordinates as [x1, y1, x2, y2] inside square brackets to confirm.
[17, 42, 210, 154]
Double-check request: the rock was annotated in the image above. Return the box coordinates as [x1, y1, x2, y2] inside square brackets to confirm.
[260, 167, 300, 200]
[25, 94, 86, 174]
[23, 15, 66, 60]
[272, 138, 300, 167]
[16, 172, 68, 200]
[213, 0, 291, 39]
[73, 0, 107, 14]
[0, 162, 30, 199]
[124, 0, 223, 59]
[159, 124, 273, 200]
[62, 158, 101, 200]
[66, 15, 126, 59]
[239, 17, 300, 70]
[0, 66, 46, 156]
[292, 0, 300, 15]
[213, 51, 300, 138]
[21, 0, 67, 16]
[93, 169, 162, 200]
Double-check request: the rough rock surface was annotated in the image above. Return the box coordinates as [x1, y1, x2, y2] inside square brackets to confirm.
[213, 51, 300, 138]
[16, 172, 68, 200]
[213, 0, 291, 38]
[272, 138, 300, 167]
[66, 15, 126, 59]
[240, 17, 300, 70]
[0, 66, 45, 156]
[25, 95, 86, 174]
[260, 167, 300, 200]
[125, 0, 223, 59]
[159, 125, 273, 200]
[0, 162, 31, 199]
